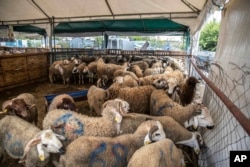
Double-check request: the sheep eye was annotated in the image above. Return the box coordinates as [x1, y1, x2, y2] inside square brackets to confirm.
[154, 133, 160, 136]
[43, 144, 48, 148]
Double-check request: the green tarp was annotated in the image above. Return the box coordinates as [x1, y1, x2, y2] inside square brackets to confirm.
[54, 18, 188, 34]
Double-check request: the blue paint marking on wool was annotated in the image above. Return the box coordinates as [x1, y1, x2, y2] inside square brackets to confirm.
[112, 143, 128, 166]
[89, 142, 107, 167]
[53, 113, 84, 142]
[157, 105, 166, 116]
[3, 132, 24, 157]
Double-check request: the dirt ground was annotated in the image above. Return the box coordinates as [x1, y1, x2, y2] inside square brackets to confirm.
[0, 81, 92, 167]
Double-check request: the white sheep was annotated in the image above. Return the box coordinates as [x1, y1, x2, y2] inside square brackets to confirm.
[1, 93, 38, 125]
[118, 112, 203, 154]
[87, 85, 108, 116]
[128, 138, 186, 167]
[42, 99, 133, 147]
[184, 106, 214, 130]
[106, 80, 167, 114]
[0, 116, 65, 167]
[58, 120, 166, 167]
[150, 89, 202, 125]
[47, 94, 77, 112]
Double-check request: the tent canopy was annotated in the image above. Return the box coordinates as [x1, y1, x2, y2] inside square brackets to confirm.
[0, 0, 213, 35]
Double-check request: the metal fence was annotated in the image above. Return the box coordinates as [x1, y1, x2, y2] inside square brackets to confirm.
[189, 58, 250, 167]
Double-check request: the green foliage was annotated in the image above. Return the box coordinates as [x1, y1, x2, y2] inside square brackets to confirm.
[199, 20, 220, 51]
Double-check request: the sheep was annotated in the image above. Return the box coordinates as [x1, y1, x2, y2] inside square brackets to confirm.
[138, 73, 168, 85]
[96, 57, 129, 80]
[57, 61, 76, 85]
[0, 115, 65, 167]
[184, 106, 214, 130]
[47, 94, 77, 112]
[113, 69, 140, 83]
[127, 138, 186, 167]
[178, 76, 200, 106]
[87, 85, 108, 116]
[130, 61, 149, 72]
[150, 89, 203, 125]
[113, 75, 139, 88]
[58, 120, 166, 167]
[48, 60, 67, 83]
[42, 99, 133, 147]
[106, 80, 167, 114]
[1, 93, 38, 125]
[143, 66, 163, 76]
[129, 64, 143, 78]
[118, 113, 203, 154]
[71, 62, 87, 84]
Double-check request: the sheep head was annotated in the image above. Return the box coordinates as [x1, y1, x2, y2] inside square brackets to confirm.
[57, 98, 77, 112]
[19, 129, 65, 163]
[135, 120, 166, 145]
[3, 98, 30, 118]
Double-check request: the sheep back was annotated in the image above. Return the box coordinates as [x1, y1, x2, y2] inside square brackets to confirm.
[150, 89, 202, 124]
[42, 109, 119, 146]
[107, 84, 156, 114]
[128, 138, 185, 167]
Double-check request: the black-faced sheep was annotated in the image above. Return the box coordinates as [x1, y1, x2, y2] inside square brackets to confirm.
[150, 89, 202, 125]
[128, 138, 186, 167]
[1, 93, 38, 125]
[0, 116, 65, 167]
[43, 99, 133, 147]
[47, 94, 77, 112]
[58, 120, 166, 167]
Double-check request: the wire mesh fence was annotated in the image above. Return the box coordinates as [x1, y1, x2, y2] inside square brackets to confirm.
[190, 58, 250, 167]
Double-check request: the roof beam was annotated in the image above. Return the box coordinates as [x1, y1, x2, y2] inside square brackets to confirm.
[31, 0, 51, 20]
[181, 0, 200, 14]
[105, 0, 114, 16]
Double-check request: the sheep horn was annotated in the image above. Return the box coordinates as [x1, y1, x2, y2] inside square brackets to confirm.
[0, 109, 8, 114]
[19, 136, 41, 163]
[148, 125, 159, 142]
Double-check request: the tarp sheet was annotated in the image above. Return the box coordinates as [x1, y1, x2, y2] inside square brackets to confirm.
[0, 0, 213, 35]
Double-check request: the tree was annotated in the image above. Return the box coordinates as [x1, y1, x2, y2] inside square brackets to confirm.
[199, 19, 220, 51]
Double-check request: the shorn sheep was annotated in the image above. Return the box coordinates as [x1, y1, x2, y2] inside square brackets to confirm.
[58, 120, 166, 167]
[43, 99, 133, 146]
[128, 138, 186, 167]
[1, 93, 38, 125]
[0, 116, 65, 167]
[47, 94, 77, 112]
[150, 89, 203, 125]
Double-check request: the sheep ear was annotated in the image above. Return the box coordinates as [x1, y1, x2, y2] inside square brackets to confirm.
[105, 90, 110, 100]
[20, 137, 41, 163]
[56, 134, 66, 141]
